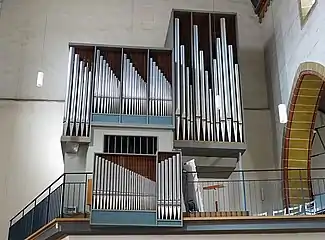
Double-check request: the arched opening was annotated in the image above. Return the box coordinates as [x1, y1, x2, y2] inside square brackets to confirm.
[282, 62, 325, 208]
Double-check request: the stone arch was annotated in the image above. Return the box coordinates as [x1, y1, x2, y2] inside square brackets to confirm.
[282, 62, 325, 208]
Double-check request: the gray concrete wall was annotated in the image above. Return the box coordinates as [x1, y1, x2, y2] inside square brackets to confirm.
[263, 0, 325, 163]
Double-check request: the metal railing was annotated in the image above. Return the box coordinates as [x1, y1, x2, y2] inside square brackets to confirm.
[183, 168, 325, 217]
[8, 173, 92, 240]
[9, 166, 325, 239]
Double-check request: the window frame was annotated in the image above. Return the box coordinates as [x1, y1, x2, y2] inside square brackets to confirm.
[298, 0, 318, 27]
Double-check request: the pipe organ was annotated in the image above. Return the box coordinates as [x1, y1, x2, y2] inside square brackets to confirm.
[169, 11, 244, 143]
[92, 152, 182, 226]
[63, 46, 173, 138]
[63, 12, 245, 148]
[92, 154, 157, 211]
[62, 9, 246, 228]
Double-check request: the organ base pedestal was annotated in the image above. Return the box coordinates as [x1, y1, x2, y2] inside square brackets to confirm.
[174, 140, 246, 158]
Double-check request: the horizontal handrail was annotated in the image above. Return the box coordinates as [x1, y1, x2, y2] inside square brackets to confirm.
[9, 174, 64, 223]
[183, 167, 325, 174]
[9, 172, 92, 224]
[11, 168, 325, 222]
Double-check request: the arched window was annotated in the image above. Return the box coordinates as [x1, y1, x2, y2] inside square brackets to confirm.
[299, 0, 317, 25]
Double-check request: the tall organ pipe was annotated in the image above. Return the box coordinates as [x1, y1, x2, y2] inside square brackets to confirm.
[216, 38, 226, 142]
[85, 70, 92, 136]
[205, 71, 211, 141]
[228, 45, 238, 142]
[193, 25, 201, 141]
[93, 50, 100, 113]
[220, 18, 232, 142]
[209, 89, 214, 141]
[235, 64, 243, 142]
[180, 45, 186, 140]
[199, 51, 207, 141]
[64, 47, 75, 125]
[80, 65, 88, 135]
[175, 18, 181, 140]
[186, 67, 191, 140]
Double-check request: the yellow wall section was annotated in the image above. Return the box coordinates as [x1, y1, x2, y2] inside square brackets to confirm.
[287, 75, 322, 205]
[283, 62, 325, 207]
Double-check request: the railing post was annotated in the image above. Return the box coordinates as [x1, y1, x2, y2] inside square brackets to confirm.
[299, 169, 305, 205]
[46, 187, 51, 223]
[30, 200, 36, 235]
[183, 170, 189, 212]
[83, 173, 88, 218]
[238, 152, 247, 212]
[61, 174, 66, 218]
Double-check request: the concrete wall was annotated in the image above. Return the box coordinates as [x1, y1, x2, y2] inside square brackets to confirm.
[0, 101, 64, 238]
[263, 0, 325, 162]
[64, 233, 325, 240]
[0, 0, 274, 239]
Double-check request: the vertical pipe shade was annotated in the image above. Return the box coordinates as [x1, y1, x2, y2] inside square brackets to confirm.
[278, 104, 288, 124]
[36, 71, 44, 87]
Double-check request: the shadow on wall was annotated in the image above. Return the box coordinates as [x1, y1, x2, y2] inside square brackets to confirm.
[264, 32, 283, 169]
[238, 48, 268, 110]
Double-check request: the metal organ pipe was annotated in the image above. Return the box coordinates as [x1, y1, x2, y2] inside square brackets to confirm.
[63, 47, 75, 126]
[235, 64, 243, 142]
[205, 71, 211, 141]
[228, 45, 238, 142]
[180, 45, 186, 140]
[193, 25, 201, 141]
[220, 18, 232, 142]
[199, 51, 207, 141]
[93, 50, 100, 113]
[80, 65, 88, 135]
[216, 38, 226, 142]
[186, 67, 191, 140]
[175, 18, 181, 140]
[209, 89, 214, 141]
[69, 54, 79, 136]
